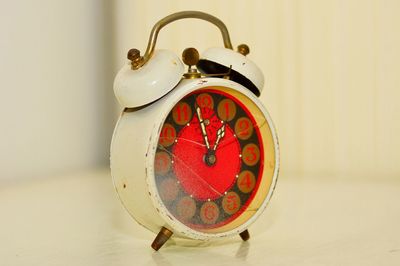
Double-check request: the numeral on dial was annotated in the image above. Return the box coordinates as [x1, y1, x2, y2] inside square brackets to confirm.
[242, 143, 260, 166]
[237, 170, 256, 193]
[154, 151, 171, 175]
[235, 117, 254, 140]
[173, 102, 192, 125]
[222, 191, 241, 215]
[200, 202, 219, 224]
[217, 99, 236, 121]
[159, 123, 176, 147]
[176, 196, 196, 220]
[159, 178, 179, 201]
[196, 93, 214, 109]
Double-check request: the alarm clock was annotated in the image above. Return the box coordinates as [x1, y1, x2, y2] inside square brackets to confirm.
[110, 11, 279, 251]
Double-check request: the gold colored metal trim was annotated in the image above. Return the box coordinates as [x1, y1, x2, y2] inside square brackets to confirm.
[131, 11, 233, 69]
[237, 44, 250, 56]
[151, 227, 173, 251]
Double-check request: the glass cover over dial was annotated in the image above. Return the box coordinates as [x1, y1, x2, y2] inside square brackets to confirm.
[154, 86, 275, 233]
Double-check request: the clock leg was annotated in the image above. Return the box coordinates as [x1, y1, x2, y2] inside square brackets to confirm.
[151, 227, 173, 251]
[239, 229, 250, 241]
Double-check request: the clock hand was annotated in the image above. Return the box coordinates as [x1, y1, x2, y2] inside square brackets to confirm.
[213, 124, 226, 151]
[196, 106, 211, 150]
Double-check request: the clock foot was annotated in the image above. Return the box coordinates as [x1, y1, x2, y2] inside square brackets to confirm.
[239, 229, 250, 241]
[151, 227, 173, 251]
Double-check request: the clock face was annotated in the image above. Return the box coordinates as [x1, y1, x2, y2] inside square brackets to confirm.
[154, 86, 275, 233]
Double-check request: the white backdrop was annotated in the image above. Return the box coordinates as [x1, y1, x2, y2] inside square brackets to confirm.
[1, 0, 399, 181]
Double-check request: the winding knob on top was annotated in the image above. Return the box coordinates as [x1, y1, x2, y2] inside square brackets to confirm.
[182, 48, 200, 67]
[182, 47, 201, 79]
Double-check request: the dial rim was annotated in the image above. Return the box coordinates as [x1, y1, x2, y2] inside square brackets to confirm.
[155, 88, 264, 230]
[145, 78, 279, 239]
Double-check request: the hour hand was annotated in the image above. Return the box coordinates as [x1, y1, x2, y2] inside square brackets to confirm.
[196, 106, 210, 150]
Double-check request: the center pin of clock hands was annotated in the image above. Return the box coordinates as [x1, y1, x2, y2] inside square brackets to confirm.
[204, 123, 226, 166]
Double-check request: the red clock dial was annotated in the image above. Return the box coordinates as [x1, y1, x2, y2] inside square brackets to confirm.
[155, 87, 264, 229]
[172, 110, 241, 200]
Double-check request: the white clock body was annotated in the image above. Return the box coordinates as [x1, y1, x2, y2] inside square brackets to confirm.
[110, 77, 279, 240]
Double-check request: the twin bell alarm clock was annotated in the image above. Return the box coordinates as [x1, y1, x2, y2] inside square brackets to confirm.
[110, 11, 279, 251]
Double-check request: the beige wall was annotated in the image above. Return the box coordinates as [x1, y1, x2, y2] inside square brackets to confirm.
[1, 0, 399, 180]
[115, 0, 400, 179]
[0, 0, 116, 180]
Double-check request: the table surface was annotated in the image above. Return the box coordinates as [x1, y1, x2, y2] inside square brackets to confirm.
[1, 169, 399, 266]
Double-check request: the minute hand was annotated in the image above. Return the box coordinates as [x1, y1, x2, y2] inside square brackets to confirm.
[213, 124, 226, 151]
[196, 106, 211, 150]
